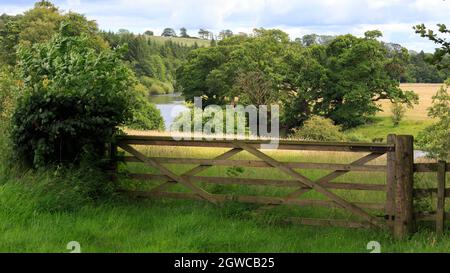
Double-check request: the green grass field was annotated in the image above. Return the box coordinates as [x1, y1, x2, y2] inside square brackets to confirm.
[0, 144, 448, 253]
[0, 83, 446, 253]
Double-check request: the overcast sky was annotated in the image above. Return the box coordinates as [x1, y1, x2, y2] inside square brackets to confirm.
[1, 0, 449, 52]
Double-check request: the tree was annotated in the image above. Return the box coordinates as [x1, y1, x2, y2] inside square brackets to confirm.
[314, 34, 417, 128]
[178, 29, 417, 129]
[235, 70, 276, 106]
[198, 28, 211, 39]
[12, 24, 135, 167]
[144, 30, 154, 36]
[414, 23, 450, 160]
[416, 85, 450, 160]
[0, 14, 20, 65]
[364, 30, 383, 39]
[414, 24, 450, 69]
[301, 34, 335, 47]
[161, 28, 177, 37]
[391, 103, 406, 126]
[0, 2, 107, 65]
[302, 34, 318, 46]
[179, 27, 189, 38]
[219, 29, 233, 40]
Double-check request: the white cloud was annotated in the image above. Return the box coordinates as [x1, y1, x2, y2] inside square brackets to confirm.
[2, 0, 449, 52]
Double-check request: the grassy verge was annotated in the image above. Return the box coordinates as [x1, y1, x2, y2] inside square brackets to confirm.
[1, 143, 448, 253]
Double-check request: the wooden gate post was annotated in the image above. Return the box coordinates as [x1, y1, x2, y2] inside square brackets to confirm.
[436, 161, 447, 234]
[394, 135, 415, 239]
[385, 134, 397, 228]
[110, 142, 118, 183]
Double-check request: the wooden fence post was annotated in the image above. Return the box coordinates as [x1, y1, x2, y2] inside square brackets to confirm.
[436, 161, 447, 234]
[385, 134, 396, 228]
[394, 135, 415, 239]
[110, 142, 118, 183]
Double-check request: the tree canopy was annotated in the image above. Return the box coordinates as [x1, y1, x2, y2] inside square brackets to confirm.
[177, 28, 417, 129]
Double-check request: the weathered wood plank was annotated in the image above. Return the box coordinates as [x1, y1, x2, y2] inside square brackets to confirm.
[414, 188, 450, 198]
[234, 142, 385, 228]
[437, 161, 447, 234]
[414, 163, 450, 173]
[126, 173, 387, 191]
[119, 144, 218, 204]
[120, 156, 386, 172]
[123, 190, 386, 210]
[117, 135, 394, 152]
[385, 134, 396, 223]
[148, 148, 243, 193]
[415, 212, 450, 222]
[283, 217, 372, 229]
[282, 153, 384, 200]
[394, 135, 415, 239]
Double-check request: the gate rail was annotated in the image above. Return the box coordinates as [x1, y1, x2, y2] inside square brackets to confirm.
[111, 134, 449, 239]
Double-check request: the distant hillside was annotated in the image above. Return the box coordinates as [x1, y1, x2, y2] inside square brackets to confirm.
[147, 36, 211, 47]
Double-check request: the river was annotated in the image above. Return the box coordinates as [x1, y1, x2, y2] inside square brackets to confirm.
[148, 93, 429, 159]
[149, 92, 188, 129]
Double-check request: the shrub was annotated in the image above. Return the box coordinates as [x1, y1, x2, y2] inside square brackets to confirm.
[416, 85, 450, 160]
[290, 115, 346, 142]
[149, 83, 166, 95]
[12, 25, 134, 168]
[391, 102, 406, 126]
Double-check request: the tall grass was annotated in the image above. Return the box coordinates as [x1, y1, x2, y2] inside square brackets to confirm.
[1, 123, 449, 252]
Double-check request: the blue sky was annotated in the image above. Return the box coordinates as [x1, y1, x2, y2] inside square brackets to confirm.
[1, 0, 449, 52]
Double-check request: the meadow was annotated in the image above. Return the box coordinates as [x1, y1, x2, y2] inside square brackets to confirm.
[0, 83, 447, 253]
[346, 83, 440, 140]
[147, 35, 212, 47]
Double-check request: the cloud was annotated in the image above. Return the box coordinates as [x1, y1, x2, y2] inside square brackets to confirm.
[2, 0, 449, 52]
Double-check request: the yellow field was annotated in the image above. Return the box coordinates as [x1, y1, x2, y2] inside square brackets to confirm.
[378, 83, 444, 120]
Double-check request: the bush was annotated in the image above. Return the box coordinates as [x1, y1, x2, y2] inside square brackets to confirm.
[416, 85, 450, 160]
[128, 86, 164, 130]
[149, 83, 166, 95]
[391, 102, 406, 126]
[139, 75, 174, 95]
[289, 115, 346, 142]
[12, 25, 134, 168]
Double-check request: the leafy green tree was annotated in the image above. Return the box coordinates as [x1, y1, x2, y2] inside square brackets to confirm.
[12, 24, 136, 167]
[0, 1, 107, 65]
[414, 24, 450, 70]
[416, 85, 450, 160]
[219, 29, 233, 40]
[179, 27, 189, 38]
[403, 51, 450, 83]
[178, 29, 416, 129]
[198, 29, 211, 40]
[144, 30, 154, 36]
[161, 28, 177, 37]
[414, 23, 450, 160]
[313, 33, 417, 128]
[0, 14, 21, 66]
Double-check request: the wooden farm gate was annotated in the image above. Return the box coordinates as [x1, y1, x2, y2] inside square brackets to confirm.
[110, 134, 449, 238]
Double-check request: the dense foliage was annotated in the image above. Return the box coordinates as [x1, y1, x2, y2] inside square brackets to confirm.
[101, 30, 201, 95]
[289, 116, 346, 142]
[414, 24, 450, 160]
[178, 29, 418, 129]
[416, 85, 450, 160]
[12, 26, 135, 167]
